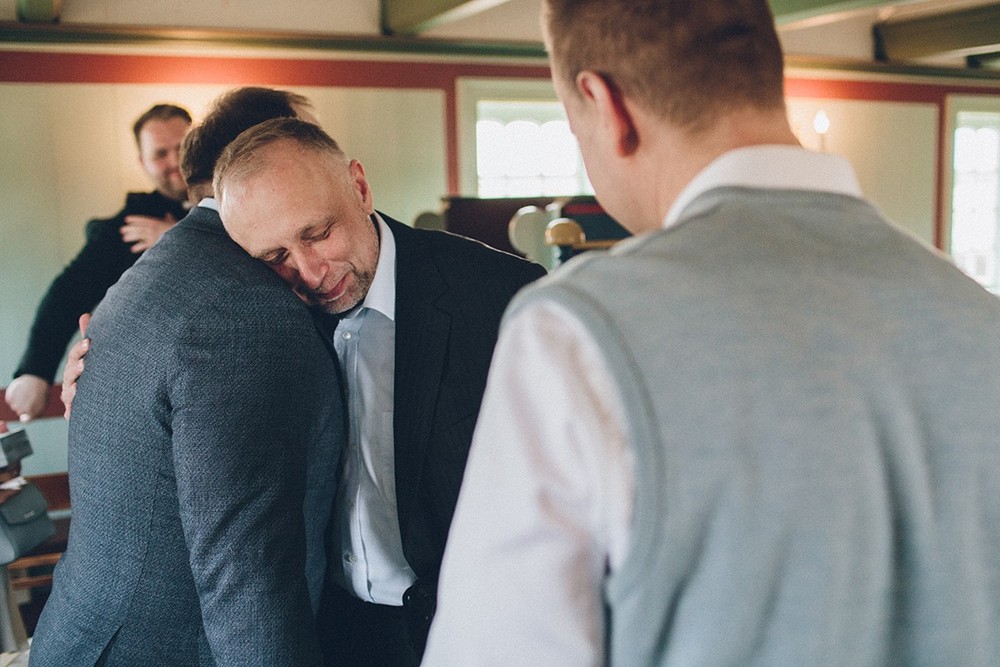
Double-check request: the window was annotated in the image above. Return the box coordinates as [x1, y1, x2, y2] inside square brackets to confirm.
[947, 96, 1000, 292]
[458, 78, 591, 197]
[951, 113, 1000, 290]
[475, 101, 591, 197]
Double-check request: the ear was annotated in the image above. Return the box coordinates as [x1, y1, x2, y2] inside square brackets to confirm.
[349, 160, 375, 214]
[576, 71, 639, 156]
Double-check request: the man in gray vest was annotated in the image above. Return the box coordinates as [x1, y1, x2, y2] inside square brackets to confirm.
[425, 1, 1000, 665]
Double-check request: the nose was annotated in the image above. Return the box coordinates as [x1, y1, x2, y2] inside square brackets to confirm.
[291, 246, 327, 290]
[165, 147, 181, 170]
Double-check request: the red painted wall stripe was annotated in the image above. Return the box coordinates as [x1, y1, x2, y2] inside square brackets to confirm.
[0, 50, 550, 87]
[785, 77, 998, 103]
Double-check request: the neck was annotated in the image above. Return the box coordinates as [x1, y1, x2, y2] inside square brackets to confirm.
[156, 189, 184, 202]
[642, 106, 799, 232]
[187, 182, 214, 203]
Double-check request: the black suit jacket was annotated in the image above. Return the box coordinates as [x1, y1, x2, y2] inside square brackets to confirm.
[385, 215, 546, 581]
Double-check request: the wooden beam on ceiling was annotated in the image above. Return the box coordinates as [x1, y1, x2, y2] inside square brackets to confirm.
[768, 0, 901, 25]
[382, 0, 512, 36]
[968, 51, 1000, 70]
[0, 20, 547, 58]
[16, 0, 62, 23]
[874, 4, 1000, 61]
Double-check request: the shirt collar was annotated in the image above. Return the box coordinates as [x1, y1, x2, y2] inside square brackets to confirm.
[351, 212, 396, 322]
[664, 145, 864, 229]
[198, 196, 218, 211]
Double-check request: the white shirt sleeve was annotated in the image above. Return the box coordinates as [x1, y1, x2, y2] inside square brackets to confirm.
[422, 299, 634, 666]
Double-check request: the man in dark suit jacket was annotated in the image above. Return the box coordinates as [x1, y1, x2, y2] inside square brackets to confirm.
[215, 117, 545, 666]
[30, 113, 344, 665]
[391, 211, 539, 589]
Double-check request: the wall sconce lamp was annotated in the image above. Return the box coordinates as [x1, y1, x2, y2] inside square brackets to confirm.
[813, 110, 831, 152]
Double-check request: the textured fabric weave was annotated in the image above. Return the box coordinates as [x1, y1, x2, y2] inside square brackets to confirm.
[30, 206, 344, 666]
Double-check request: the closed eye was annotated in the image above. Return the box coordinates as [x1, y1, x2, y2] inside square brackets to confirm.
[304, 223, 333, 243]
[260, 249, 288, 266]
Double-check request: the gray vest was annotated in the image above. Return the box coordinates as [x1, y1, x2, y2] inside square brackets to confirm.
[509, 187, 1000, 666]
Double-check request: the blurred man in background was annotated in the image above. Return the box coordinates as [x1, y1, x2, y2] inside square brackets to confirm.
[5, 104, 190, 422]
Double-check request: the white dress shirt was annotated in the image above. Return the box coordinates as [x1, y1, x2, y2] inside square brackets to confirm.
[328, 214, 416, 605]
[423, 146, 865, 665]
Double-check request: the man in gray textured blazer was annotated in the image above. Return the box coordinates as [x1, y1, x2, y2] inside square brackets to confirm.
[30, 90, 344, 666]
[427, 1, 1000, 665]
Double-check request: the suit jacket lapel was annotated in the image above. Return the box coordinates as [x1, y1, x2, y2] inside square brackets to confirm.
[387, 217, 451, 524]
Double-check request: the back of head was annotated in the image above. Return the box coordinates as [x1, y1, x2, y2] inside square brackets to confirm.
[132, 103, 192, 147]
[180, 87, 313, 189]
[542, 0, 785, 131]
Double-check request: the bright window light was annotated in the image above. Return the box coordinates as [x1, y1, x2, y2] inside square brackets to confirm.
[475, 101, 592, 198]
[951, 114, 1000, 291]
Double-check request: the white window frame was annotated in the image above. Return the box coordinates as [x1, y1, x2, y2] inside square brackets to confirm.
[944, 94, 1000, 267]
[456, 77, 567, 196]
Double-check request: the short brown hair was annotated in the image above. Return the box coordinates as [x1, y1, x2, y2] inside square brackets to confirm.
[213, 117, 345, 200]
[132, 103, 192, 147]
[180, 87, 313, 186]
[543, 0, 785, 131]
